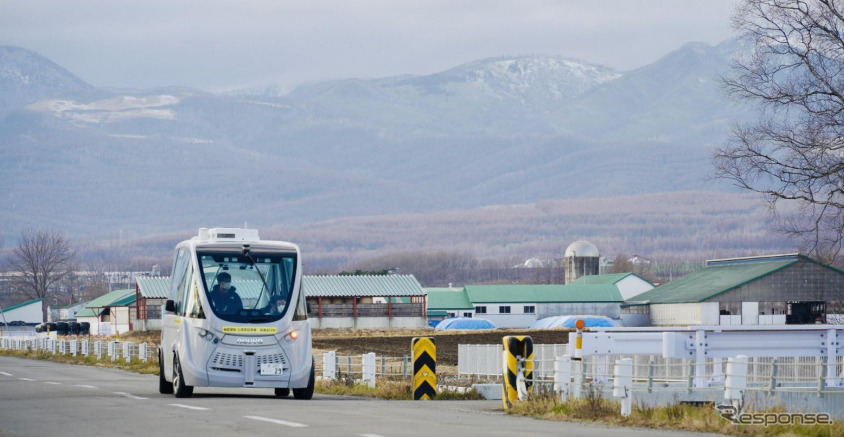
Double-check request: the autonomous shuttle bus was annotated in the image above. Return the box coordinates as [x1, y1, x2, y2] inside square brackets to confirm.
[159, 228, 313, 399]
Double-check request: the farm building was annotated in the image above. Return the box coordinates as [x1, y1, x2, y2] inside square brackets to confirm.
[0, 298, 43, 324]
[135, 277, 169, 331]
[424, 286, 476, 324]
[622, 253, 844, 326]
[304, 275, 427, 329]
[424, 273, 655, 328]
[75, 289, 136, 335]
[48, 302, 88, 322]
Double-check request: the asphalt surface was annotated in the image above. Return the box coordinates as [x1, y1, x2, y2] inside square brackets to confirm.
[0, 356, 720, 437]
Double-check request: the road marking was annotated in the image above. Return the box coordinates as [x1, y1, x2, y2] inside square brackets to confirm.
[18, 378, 34, 381]
[0, 372, 12, 376]
[169, 404, 210, 411]
[244, 416, 308, 428]
[74, 384, 96, 389]
[113, 392, 148, 400]
[44, 381, 62, 385]
[360, 434, 389, 437]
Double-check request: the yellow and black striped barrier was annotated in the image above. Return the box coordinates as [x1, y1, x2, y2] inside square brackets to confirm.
[412, 337, 436, 400]
[502, 335, 533, 410]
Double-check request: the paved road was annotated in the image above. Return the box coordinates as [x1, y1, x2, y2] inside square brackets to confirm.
[0, 356, 718, 437]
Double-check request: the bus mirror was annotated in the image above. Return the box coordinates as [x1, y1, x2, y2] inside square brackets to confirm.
[165, 300, 176, 313]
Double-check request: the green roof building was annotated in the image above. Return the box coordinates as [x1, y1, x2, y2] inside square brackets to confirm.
[623, 253, 844, 326]
[424, 273, 655, 328]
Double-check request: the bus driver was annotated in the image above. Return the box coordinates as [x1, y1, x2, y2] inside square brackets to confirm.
[209, 272, 243, 314]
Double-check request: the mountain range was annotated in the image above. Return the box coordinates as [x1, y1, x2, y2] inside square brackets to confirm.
[0, 40, 785, 266]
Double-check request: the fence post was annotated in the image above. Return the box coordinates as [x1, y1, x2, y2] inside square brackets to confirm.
[381, 355, 386, 377]
[362, 353, 376, 388]
[686, 361, 695, 393]
[347, 354, 352, 376]
[554, 355, 572, 401]
[124, 342, 131, 363]
[817, 356, 827, 398]
[402, 355, 409, 379]
[613, 358, 633, 417]
[140, 343, 147, 363]
[70, 339, 77, 357]
[767, 358, 778, 394]
[725, 355, 748, 409]
[323, 351, 336, 380]
[647, 358, 655, 393]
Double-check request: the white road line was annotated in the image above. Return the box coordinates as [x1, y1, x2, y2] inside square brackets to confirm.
[18, 378, 34, 381]
[244, 416, 308, 428]
[169, 404, 210, 411]
[43, 381, 62, 385]
[360, 434, 389, 437]
[0, 372, 12, 376]
[74, 384, 96, 389]
[113, 391, 148, 400]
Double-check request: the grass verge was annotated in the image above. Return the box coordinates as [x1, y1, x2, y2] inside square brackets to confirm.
[507, 392, 844, 437]
[0, 349, 159, 374]
[315, 378, 484, 400]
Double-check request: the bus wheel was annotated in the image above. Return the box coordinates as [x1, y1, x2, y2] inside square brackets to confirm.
[293, 360, 315, 400]
[158, 350, 173, 394]
[173, 355, 194, 398]
[274, 388, 290, 397]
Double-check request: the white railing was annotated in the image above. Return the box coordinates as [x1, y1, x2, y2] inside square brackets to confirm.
[0, 334, 157, 363]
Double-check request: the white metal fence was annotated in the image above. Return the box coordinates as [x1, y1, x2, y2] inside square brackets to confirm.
[0, 334, 157, 363]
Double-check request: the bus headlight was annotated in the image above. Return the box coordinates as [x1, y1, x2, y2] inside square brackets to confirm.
[284, 330, 299, 343]
[197, 328, 218, 343]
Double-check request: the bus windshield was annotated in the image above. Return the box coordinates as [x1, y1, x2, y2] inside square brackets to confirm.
[197, 250, 297, 323]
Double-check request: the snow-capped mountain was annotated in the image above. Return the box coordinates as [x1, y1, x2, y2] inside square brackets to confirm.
[0, 41, 750, 238]
[0, 46, 97, 114]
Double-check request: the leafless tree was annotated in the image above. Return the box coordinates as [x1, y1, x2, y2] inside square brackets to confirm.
[714, 0, 844, 263]
[5, 229, 76, 322]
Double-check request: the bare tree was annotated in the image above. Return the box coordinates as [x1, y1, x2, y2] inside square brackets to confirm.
[5, 229, 76, 322]
[714, 0, 844, 263]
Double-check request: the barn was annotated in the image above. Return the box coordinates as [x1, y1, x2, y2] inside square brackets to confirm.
[75, 289, 136, 335]
[0, 298, 43, 324]
[135, 277, 169, 331]
[622, 253, 844, 326]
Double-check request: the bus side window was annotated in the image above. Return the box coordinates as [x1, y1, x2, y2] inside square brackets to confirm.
[187, 277, 205, 319]
[175, 262, 194, 316]
[170, 248, 189, 302]
[293, 284, 307, 321]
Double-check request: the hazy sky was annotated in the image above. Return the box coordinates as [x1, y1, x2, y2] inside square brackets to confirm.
[1, 0, 740, 92]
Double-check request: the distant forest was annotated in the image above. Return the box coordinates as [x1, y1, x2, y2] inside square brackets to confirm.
[15, 191, 796, 288]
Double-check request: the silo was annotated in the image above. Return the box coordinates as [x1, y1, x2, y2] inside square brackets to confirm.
[564, 240, 600, 283]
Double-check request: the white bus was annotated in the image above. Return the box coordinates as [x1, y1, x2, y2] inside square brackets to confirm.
[159, 228, 314, 399]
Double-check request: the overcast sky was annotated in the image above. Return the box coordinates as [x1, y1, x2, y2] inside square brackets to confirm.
[1, 0, 740, 92]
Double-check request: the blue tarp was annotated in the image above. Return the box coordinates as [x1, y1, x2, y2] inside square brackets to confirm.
[529, 315, 619, 329]
[434, 317, 498, 330]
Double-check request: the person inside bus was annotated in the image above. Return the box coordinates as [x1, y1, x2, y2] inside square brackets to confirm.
[209, 272, 243, 314]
